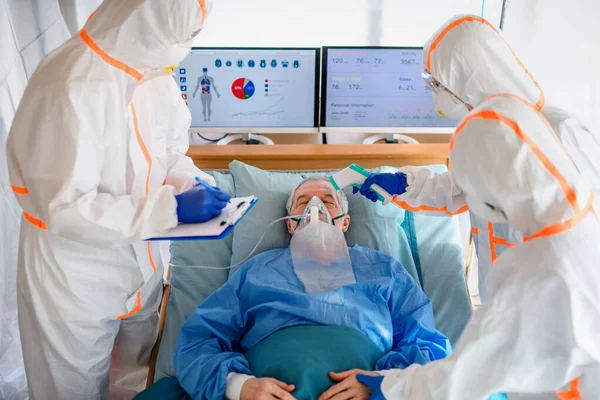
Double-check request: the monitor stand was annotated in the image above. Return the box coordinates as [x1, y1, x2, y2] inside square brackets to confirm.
[362, 133, 420, 145]
[217, 132, 275, 145]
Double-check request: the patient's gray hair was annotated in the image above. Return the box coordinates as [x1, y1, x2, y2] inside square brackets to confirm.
[286, 176, 349, 215]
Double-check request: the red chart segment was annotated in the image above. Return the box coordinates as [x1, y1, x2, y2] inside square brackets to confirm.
[231, 78, 255, 100]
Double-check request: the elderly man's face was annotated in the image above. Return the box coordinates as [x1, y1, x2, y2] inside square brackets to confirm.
[286, 180, 351, 234]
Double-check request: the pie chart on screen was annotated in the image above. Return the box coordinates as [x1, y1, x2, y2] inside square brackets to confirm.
[231, 78, 255, 100]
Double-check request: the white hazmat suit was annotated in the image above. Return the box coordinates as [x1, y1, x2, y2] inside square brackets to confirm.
[6, 0, 214, 398]
[379, 94, 600, 399]
[394, 15, 600, 302]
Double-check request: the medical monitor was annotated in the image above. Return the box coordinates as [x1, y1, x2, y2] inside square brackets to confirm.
[321, 47, 458, 133]
[175, 47, 320, 133]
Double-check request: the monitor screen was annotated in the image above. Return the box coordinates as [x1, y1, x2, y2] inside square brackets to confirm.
[175, 48, 320, 129]
[321, 47, 458, 129]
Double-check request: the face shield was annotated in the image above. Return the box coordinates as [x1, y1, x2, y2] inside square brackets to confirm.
[289, 196, 355, 294]
[422, 69, 470, 120]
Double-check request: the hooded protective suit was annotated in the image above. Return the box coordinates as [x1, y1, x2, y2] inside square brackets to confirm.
[394, 15, 600, 302]
[6, 0, 213, 398]
[378, 94, 600, 399]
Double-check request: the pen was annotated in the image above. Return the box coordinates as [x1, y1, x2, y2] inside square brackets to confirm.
[195, 176, 214, 191]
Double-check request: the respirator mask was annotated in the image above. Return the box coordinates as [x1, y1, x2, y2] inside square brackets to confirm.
[422, 69, 470, 120]
[290, 196, 355, 294]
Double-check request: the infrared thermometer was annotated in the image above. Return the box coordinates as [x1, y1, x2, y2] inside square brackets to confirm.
[329, 164, 394, 205]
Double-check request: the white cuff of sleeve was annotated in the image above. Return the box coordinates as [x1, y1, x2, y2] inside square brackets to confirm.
[226, 372, 255, 400]
[149, 186, 179, 236]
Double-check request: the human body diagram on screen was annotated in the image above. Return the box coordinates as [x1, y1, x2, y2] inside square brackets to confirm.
[193, 68, 221, 121]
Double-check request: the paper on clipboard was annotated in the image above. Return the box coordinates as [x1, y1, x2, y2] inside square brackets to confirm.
[149, 196, 257, 241]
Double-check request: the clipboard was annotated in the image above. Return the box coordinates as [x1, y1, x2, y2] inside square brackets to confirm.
[148, 196, 258, 241]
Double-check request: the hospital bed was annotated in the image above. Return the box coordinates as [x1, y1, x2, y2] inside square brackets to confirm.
[145, 143, 474, 393]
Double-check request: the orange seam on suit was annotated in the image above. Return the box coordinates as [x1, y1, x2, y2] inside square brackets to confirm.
[23, 212, 47, 230]
[487, 92, 553, 131]
[130, 104, 153, 196]
[488, 222, 519, 264]
[147, 242, 157, 273]
[197, 0, 208, 25]
[13, 187, 48, 230]
[392, 198, 469, 216]
[488, 221, 498, 262]
[487, 92, 551, 125]
[116, 291, 142, 320]
[113, 105, 157, 321]
[80, 28, 143, 81]
[427, 16, 483, 71]
[86, 9, 97, 23]
[471, 227, 518, 249]
[11, 185, 29, 195]
[491, 237, 517, 248]
[449, 114, 473, 152]
[450, 110, 581, 215]
[426, 15, 544, 111]
[525, 192, 595, 242]
[130, 104, 157, 273]
[557, 378, 584, 400]
[485, 92, 574, 163]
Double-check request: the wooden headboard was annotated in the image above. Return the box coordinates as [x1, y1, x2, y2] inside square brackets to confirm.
[187, 144, 449, 170]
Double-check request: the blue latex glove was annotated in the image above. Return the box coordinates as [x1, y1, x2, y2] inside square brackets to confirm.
[352, 172, 408, 203]
[175, 184, 231, 224]
[357, 374, 385, 400]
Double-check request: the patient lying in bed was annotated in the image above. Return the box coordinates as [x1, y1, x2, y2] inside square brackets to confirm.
[174, 177, 451, 400]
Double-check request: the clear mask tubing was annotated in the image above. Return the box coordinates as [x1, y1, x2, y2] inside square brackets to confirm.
[290, 214, 345, 232]
[166, 213, 308, 281]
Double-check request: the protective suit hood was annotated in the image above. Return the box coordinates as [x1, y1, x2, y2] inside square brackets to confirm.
[84, 0, 212, 71]
[423, 15, 545, 110]
[449, 94, 594, 238]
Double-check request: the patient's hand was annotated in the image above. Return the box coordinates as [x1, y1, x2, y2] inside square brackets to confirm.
[240, 377, 297, 400]
[318, 369, 380, 400]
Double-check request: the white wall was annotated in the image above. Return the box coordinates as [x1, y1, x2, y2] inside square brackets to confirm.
[502, 0, 600, 134]
[379, 0, 502, 46]
[196, 0, 499, 47]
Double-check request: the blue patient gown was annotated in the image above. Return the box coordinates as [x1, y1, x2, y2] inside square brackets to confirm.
[174, 245, 450, 399]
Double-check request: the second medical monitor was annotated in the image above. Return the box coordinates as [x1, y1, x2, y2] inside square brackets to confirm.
[321, 47, 458, 131]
